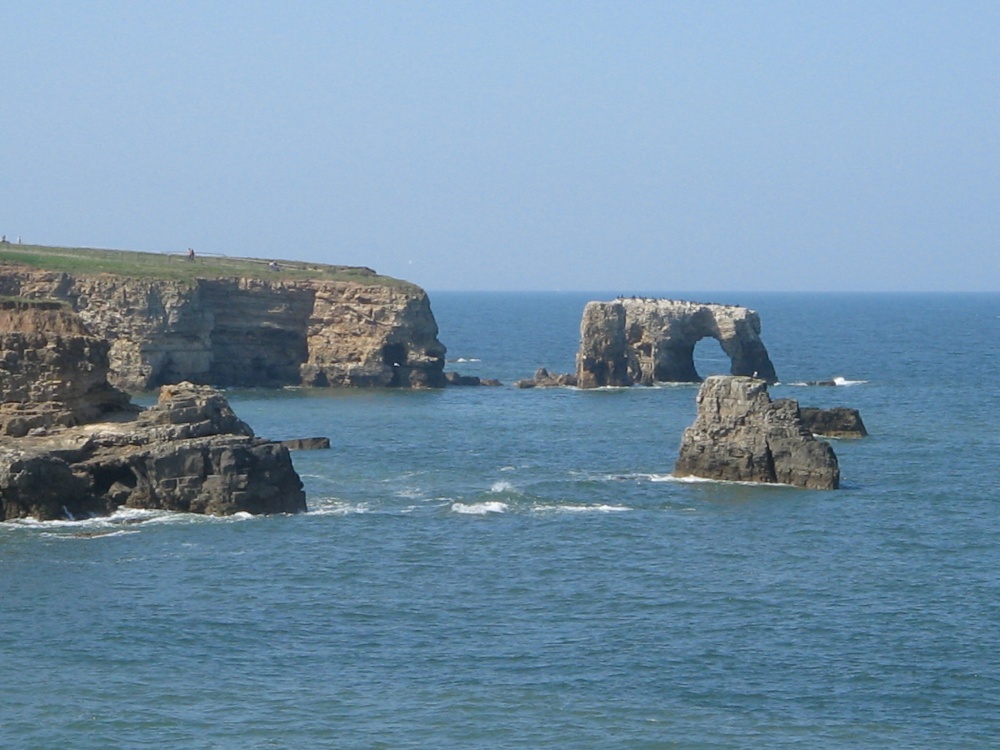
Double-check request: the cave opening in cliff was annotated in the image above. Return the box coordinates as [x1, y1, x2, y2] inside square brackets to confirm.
[382, 343, 408, 387]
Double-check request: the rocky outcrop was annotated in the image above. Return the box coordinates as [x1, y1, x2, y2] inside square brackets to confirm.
[444, 372, 503, 387]
[1, 383, 306, 520]
[576, 298, 777, 388]
[280, 437, 331, 451]
[0, 300, 136, 436]
[0, 266, 447, 390]
[0, 301, 306, 521]
[674, 376, 839, 490]
[515, 368, 578, 389]
[799, 407, 868, 438]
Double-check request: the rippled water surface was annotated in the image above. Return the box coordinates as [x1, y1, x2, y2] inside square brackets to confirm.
[3, 292, 999, 748]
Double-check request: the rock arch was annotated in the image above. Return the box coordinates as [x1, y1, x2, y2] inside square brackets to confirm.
[576, 298, 777, 388]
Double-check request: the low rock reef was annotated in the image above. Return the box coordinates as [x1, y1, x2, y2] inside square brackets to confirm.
[0, 300, 305, 521]
[576, 298, 777, 388]
[674, 376, 840, 490]
[799, 407, 868, 438]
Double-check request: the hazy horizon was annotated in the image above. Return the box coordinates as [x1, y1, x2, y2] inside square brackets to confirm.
[3, 2, 998, 292]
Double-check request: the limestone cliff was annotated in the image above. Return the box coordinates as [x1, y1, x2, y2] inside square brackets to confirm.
[0, 266, 446, 390]
[576, 298, 777, 388]
[674, 376, 839, 490]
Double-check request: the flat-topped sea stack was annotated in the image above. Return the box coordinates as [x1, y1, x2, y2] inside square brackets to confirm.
[576, 298, 777, 388]
[0, 299, 306, 521]
[0, 244, 447, 390]
[674, 376, 840, 490]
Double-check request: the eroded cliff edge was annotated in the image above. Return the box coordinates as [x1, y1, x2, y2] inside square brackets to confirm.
[0, 263, 447, 390]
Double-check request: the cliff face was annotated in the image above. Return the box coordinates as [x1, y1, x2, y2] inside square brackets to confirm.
[0, 300, 306, 520]
[0, 300, 134, 435]
[0, 267, 446, 390]
[576, 298, 777, 388]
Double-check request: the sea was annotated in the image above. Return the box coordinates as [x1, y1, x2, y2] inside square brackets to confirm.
[2, 292, 999, 749]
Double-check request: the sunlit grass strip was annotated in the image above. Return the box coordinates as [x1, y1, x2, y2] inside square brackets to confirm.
[0, 244, 413, 288]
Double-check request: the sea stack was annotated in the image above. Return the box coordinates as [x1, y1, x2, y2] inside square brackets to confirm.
[674, 376, 840, 490]
[576, 298, 777, 388]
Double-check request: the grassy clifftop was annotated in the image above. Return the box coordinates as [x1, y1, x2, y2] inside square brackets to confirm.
[0, 243, 415, 288]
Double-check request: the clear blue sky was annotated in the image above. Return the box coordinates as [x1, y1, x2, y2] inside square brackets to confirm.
[2, 1, 997, 291]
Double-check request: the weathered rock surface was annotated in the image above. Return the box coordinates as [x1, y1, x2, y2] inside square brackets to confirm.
[0, 266, 447, 390]
[674, 376, 839, 490]
[1, 382, 306, 521]
[280, 437, 332, 451]
[576, 298, 777, 388]
[799, 407, 868, 438]
[444, 372, 503, 387]
[0, 302, 306, 521]
[0, 300, 136, 436]
[515, 368, 578, 388]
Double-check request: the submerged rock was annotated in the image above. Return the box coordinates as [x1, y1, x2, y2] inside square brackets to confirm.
[674, 376, 840, 490]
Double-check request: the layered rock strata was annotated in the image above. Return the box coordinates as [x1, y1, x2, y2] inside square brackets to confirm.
[0, 301, 306, 521]
[674, 376, 840, 490]
[576, 298, 777, 388]
[0, 266, 447, 390]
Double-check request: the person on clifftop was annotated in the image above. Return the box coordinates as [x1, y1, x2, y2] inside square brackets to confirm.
[187, 248, 195, 260]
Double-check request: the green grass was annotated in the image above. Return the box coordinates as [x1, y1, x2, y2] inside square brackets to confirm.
[0, 243, 416, 289]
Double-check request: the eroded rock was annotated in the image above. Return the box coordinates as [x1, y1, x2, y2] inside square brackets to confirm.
[0, 302, 306, 521]
[0, 267, 447, 390]
[576, 298, 777, 388]
[674, 376, 839, 490]
[799, 407, 868, 438]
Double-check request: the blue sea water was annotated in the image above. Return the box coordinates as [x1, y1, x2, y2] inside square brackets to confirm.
[2, 292, 999, 749]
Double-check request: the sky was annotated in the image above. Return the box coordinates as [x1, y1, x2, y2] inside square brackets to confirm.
[2, 1, 998, 292]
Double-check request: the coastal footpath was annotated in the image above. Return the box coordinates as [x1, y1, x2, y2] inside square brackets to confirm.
[0, 245, 447, 390]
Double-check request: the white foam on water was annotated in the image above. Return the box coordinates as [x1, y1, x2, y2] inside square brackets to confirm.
[308, 500, 371, 516]
[534, 503, 631, 514]
[451, 501, 508, 515]
[489, 480, 519, 494]
[652, 473, 797, 489]
[395, 486, 426, 500]
[452, 357, 482, 363]
[1, 505, 262, 534]
[788, 376, 867, 387]
[832, 375, 867, 386]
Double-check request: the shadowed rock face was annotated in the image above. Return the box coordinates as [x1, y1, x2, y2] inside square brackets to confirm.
[799, 407, 868, 438]
[0, 302, 306, 521]
[576, 299, 777, 388]
[0, 268, 447, 390]
[674, 376, 839, 490]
